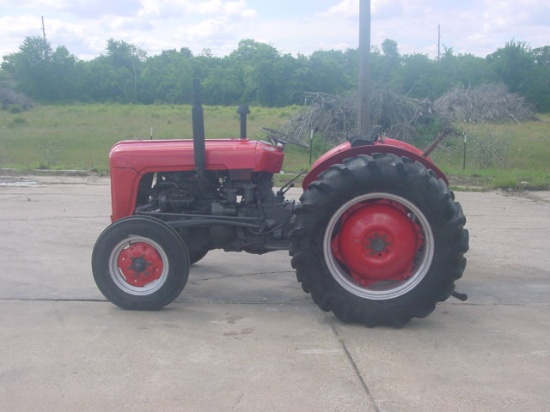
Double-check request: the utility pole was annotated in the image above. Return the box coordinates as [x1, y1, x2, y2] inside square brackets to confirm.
[437, 24, 441, 62]
[357, 0, 372, 136]
[41, 16, 49, 59]
[41, 16, 47, 42]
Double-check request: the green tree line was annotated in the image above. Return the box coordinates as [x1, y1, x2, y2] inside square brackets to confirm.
[2, 36, 549, 111]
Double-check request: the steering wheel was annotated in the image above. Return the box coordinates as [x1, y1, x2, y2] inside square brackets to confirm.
[260, 127, 309, 148]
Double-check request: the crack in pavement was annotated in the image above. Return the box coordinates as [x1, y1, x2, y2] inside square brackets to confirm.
[0, 297, 310, 305]
[192, 270, 295, 281]
[444, 302, 550, 306]
[330, 319, 380, 412]
[0, 297, 107, 303]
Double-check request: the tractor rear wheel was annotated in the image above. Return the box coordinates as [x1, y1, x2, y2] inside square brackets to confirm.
[290, 153, 468, 327]
[92, 216, 190, 310]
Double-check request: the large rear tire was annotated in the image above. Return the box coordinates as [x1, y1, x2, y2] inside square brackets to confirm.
[290, 153, 468, 327]
[92, 216, 190, 310]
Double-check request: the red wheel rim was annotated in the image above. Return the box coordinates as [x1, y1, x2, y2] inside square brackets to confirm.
[109, 236, 170, 295]
[117, 242, 164, 287]
[332, 201, 422, 286]
[324, 193, 434, 300]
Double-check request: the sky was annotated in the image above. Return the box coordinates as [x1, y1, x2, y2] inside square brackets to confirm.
[0, 0, 548, 61]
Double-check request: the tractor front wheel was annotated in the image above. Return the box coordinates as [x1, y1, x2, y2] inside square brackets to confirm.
[290, 153, 468, 327]
[92, 216, 190, 310]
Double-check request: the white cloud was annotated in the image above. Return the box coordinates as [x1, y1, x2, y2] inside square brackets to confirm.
[188, 0, 255, 17]
[0, 15, 43, 58]
[372, 0, 404, 19]
[135, 0, 255, 19]
[0, 0, 548, 60]
[320, 0, 358, 18]
[0, 0, 143, 17]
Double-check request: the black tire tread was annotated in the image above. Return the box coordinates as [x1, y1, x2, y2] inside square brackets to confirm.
[290, 153, 468, 327]
[92, 216, 190, 310]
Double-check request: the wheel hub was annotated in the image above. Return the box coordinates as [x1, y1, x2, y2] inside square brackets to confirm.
[332, 201, 422, 286]
[367, 233, 389, 253]
[117, 242, 164, 287]
[130, 256, 149, 273]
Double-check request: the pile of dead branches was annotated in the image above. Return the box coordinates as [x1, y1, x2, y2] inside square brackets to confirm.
[369, 87, 426, 141]
[283, 86, 442, 144]
[283, 83, 535, 144]
[0, 88, 33, 112]
[281, 92, 357, 144]
[434, 83, 535, 124]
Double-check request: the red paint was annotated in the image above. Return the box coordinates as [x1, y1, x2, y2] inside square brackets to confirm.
[110, 139, 284, 174]
[108, 136, 448, 225]
[302, 138, 447, 189]
[109, 139, 284, 221]
[332, 201, 422, 285]
[116, 242, 164, 287]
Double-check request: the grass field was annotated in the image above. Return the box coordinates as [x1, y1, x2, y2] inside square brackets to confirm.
[1, 104, 549, 190]
[429, 114, 550, 190]
[0, 104, 297, 171]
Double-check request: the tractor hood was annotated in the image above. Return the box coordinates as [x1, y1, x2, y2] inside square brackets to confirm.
[109, 138, 284, 175]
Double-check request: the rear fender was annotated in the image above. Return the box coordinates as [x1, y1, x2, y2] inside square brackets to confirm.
[302, 138, 448, 189]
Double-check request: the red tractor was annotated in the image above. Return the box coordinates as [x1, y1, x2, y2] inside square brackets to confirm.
[92, 81, 468, 327]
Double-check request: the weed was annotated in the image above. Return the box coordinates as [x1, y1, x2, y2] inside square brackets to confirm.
[468, 125, 511, 169]
[7, 116, 28, 128]
[37, 141, 63, 169]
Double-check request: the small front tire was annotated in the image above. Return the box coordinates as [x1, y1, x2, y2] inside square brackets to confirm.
[92, 216, 190, 310]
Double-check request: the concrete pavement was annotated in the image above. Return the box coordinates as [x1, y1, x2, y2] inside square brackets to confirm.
[0, 175, 549, 411]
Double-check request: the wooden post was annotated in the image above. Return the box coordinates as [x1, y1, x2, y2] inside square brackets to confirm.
[358, 0, 371, 136]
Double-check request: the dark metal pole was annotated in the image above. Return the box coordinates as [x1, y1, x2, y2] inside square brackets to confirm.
[192, 79, 206, 175]
[358, 0, 372, 136]
[237, 104, 250, 139]
[463, 134, 467, 170]
[309, 129, 313, 166]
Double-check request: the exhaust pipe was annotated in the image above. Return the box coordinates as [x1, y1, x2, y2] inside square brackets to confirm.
[192, 78, 206, 175]
[237, 104, 250, 139]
